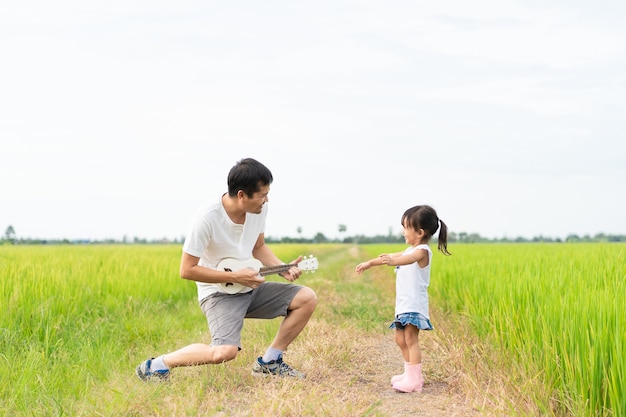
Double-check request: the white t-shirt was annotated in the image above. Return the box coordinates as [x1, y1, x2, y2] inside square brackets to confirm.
[182, 197, 267, 301]
[394, 244, 432, 319]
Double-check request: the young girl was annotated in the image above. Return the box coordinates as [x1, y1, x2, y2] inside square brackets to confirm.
[355, 205, 450, 393]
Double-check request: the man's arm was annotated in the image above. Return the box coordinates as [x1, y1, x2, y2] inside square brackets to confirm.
[252, 233, 302, 281]
[179, 252, 265, 288]
[251, 233, 283, 266]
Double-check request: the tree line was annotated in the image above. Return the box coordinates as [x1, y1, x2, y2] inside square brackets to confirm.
[3, 224, 625, 245]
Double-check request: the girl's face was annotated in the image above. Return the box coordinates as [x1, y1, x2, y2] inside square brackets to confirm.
[402, 221, 424, 246]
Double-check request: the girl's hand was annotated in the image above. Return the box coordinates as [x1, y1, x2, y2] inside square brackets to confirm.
[379, 254, 392, 265]
[355, 261, 370, 274]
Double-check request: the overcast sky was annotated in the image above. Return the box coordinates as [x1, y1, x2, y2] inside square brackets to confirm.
[1, 0, 625, 242]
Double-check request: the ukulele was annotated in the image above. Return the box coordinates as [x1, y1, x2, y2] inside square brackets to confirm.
[216, 256, 319, 294]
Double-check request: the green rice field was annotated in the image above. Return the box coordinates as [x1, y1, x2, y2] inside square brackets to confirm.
[432, 242, 625, 416]
[1, 243, 624, 416]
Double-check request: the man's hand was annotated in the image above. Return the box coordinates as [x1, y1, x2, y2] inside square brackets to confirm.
[281, 255, 303, 282]
[235, 267, 266, 289]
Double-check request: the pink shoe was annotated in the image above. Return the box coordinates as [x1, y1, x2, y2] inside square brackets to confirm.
[392, 363, 423, 393]
[390, 362, 409, 385]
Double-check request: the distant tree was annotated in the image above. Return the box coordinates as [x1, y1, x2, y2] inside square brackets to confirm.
[338, 224, 347, 242]
[313, 232, 328, 243]
[566, 234, 581, 242]
[4, 225, 16, 244]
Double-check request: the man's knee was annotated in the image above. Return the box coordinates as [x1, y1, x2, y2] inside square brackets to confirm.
[296, 287, 317, 311]
[298, 287, 317, 308]
[213, 344, 239, 363]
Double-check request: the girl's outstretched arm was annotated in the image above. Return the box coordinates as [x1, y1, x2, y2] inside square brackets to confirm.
[355, 252, 402, 274]
[384, 249, 428, 268]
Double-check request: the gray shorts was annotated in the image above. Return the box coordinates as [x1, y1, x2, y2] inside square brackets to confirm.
[199, 281, 304, 349]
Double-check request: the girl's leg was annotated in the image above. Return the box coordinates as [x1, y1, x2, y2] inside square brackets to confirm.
[394, 328, 409, 362]
[403, 325, 421, 364]
[391, 329, 409, 385]
[392, 325, 424, 393]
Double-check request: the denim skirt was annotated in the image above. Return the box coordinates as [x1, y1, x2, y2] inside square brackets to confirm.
[389, 312, 433, 330]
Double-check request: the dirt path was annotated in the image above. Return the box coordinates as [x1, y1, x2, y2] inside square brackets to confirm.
[146, 244, 517, 416]
[350, 334, 484, 417]
[338, 246, 497, 416]
[162, 324, 509, 417]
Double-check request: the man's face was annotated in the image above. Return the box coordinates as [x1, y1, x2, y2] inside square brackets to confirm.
[244, 184, 270, 214]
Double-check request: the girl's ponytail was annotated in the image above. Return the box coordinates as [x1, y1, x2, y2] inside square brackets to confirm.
[437, 219, 451, 255]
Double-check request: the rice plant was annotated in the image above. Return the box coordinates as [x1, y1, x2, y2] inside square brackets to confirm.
[432, 243, 625, 416]
[1, 243, 623, 416]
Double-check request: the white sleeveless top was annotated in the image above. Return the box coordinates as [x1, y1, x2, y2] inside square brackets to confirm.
[394, 243, 432, 319]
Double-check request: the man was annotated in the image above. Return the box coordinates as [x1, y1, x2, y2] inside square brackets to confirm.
[136, 158, 317, 380]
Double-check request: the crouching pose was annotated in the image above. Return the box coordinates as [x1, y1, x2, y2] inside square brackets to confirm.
[136, 158, 317, 381]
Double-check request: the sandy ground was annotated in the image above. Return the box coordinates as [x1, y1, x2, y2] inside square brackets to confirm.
[352, 335, 486, 417]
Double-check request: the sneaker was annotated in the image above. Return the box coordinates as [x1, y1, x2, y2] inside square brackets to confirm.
[251, 354, 305, 379]
[136, 357, 170, 382]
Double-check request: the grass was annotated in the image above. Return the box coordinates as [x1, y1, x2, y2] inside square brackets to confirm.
[1, 243, 624, 416]
[429, 243, 626, 416]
